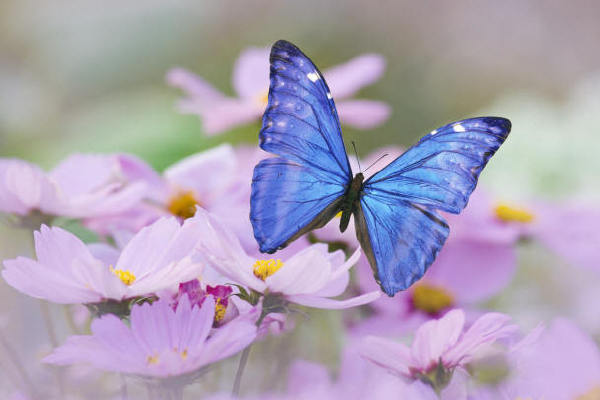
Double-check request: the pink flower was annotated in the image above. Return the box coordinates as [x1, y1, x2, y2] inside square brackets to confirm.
[0, 155, 145, 219]
[360, 309, 519, 391]
[167, 46, 390, 135]
[474, 318, 600, 400]
[2, 216, 204, 303]
[193, 208, 380, 310]
[43, 294, 257, 377]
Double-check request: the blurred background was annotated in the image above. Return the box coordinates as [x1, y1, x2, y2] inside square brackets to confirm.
[1, 1, 600, 397]
[1, 0, 599, 199]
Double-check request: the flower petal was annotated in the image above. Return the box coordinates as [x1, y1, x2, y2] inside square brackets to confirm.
[232, 47, 270, 99]
[336, 100, 391, 130]
[360, 335, 412, 377]
[324, 54, 386, 99]
[286, 291, 380, 310]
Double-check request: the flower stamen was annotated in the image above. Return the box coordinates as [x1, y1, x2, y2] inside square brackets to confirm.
[214, 298, 227, 323]
[412, 283, 454, 315]
[146, 354, 159, 365]
[110, 266, 136, 286]
[494, 203, 534, 223]
[253, 259, 283, 281]
[167, 190, 200, 219]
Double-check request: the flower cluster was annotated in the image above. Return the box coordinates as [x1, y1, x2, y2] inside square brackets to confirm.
[1, 45, 599, 400]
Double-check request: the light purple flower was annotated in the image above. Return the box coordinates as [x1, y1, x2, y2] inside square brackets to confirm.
[2, 216, 204, 303]
[360, 309, 519, 391]
[43, 294, 257, 377]
[167, 46, 390, 135]
[193, 208, 380, 310]
[0, 155, 146, 219]
[474, 318, 600, 400]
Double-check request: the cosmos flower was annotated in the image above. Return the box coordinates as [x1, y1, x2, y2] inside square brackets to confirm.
[43, 294, 257, 377]
[360, 309, 519, 392]
[193, 208, 380, 310]
[473, 318, 600, 400]
[85, 145, 244, 235]
[167, 46, 390, 135]
[2, 216, 204, 304]
[0, 154, 146, 221]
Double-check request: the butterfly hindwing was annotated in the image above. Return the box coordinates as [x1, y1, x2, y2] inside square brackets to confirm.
[251, 40, 352, 252]
[359, 117, 511, 296]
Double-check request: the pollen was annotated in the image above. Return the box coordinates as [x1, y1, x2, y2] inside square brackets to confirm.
[494, 203, 535, 223]
[146, 354, 159, 365]
[110, 266, 136, 286]
[412, 283, 454, 315]
[253, 259, 284, 281]
[335, 211, 343, 218]
[576, 386, 600, 400]
[180, 349, 188, 360]
[214, 298, 227, 323]
[257, 91, 269, 106]
[167, 190, 199, 219]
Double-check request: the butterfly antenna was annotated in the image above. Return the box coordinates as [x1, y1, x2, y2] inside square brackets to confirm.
[352, 141, 362, 172]
[364, 154, 389, 173]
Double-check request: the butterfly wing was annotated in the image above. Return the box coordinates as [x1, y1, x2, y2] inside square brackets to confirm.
[251, 40, 352, 253]
[357, 117, 511, 296]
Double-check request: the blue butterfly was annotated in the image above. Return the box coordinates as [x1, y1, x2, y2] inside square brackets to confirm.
[250, 40, 511, 297]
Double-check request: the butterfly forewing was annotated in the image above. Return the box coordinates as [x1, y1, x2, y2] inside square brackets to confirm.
[358, 117, 511, 295]
[251, 40, 353, 253]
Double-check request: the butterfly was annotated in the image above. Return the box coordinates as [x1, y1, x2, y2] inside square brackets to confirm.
[250, 40, 511, 296]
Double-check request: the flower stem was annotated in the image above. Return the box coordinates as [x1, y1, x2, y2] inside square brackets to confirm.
[39, 300, 66, 396]
[231, 345, 252, 397]
[0, 327, 38, 398]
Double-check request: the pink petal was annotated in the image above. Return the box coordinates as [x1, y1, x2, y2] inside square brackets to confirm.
[166, 67, 225, 105]
[424, 238, 516, 304]
[286, 291, 380, 310]
[164, 144, 236, 206]
[232, 47, 270, 99]
[0, 159, 50, 214]
[532, 202, 600, 272]
[444, 312, 518, 367]
[2, 257, 102, 303]
[118, 153, 168, 203]
[324, 54, 386, 99]
[336, 100, 391, 130]
[411, 309, 465, 370]
[360, 335, 412, 377]
[199, 99, 261, 135]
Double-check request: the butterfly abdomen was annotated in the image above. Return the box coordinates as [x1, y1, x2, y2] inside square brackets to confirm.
[339, 173, 364, 232]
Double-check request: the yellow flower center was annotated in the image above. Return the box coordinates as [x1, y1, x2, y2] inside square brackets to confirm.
[256, 91, 269, 107]
[412, 283, 454, 314]
[253, 259, 283, 281]
[167, 191, 200, 219]
[146, 354, 159, 365]
[494, 203, 535, 223]
[576, 386, 600, 400]
[214, 298, 227, 323]
[110, 266, 136, 286]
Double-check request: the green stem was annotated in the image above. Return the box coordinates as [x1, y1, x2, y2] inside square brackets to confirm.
[231, 345, 252, 397]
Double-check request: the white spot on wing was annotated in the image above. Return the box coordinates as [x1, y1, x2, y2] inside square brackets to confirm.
[307, 72, 320, 82]
[327, 92, 332, 99]
[453, 123, 466, 132]
[430, 129, 438, 135]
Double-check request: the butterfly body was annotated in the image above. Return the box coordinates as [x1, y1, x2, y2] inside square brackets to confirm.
[250, 40, 511, 296]
[339, 172, 364, 233]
